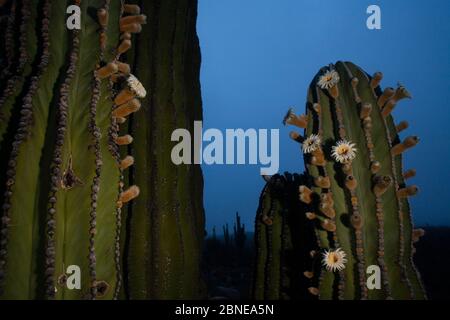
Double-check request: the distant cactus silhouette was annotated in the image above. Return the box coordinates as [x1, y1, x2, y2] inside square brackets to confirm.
[223, 224, 230, 247]
[233, 212, 246, 250]
[212, 226, 217, 241]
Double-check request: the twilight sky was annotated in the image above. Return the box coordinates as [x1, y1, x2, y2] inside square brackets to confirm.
[197, 0, 450, 233]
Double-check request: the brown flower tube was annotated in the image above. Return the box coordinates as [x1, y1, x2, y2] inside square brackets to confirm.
[120, 14, 147, 26]
[124, 4, 141, 15]
[397, 185, 419, 198]
[370, 72, 383, 89]
[391, 136, 419, 156]
[403, 169, 416, 180]
[120, 185, 140, 203]
[114, 88, 135, 105]
[120, 23, 142, 34]
[118, 39, 132, 54]
[115, 134, 133, 146]
[395, 121, 409, 133]
[97, 62, 118, 79]
[120, 156, 135, 170]
[377, 87, 395, 108]
[112, 99, 141, 118]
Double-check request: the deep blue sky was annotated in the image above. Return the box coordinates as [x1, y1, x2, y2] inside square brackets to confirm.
[197, 0, 450, 233]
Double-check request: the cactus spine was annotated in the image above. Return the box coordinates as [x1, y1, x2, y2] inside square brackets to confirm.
[0, 0, 204, 300]
[253, 62, 426, 300]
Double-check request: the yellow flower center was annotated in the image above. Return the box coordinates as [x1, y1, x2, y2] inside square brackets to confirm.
[328, 253, 338, 264]
[337, 145, 349, 155]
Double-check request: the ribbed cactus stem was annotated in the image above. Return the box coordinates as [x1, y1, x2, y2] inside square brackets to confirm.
[0, 0, 204, 300]
[266, 61, 428, 300]
[253, 174, 319, 300]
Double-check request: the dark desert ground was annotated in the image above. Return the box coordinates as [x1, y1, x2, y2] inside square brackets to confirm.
[203, 226, 450, 300]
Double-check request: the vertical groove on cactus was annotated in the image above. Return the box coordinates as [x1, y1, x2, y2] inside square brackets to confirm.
[86, 0, 113, 300]
[0, 0, 49, 298]
[0, 0, 16, 83]
[0, 0, 32, 146]
[109, 0, 126, 300]
[46, 1, 81, 299]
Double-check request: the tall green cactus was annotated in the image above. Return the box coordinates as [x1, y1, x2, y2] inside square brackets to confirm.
[253, 62, 426, 300]
[252, 173, 318, 300]
[0, 0, 204, 300]
[124, 0, 205, 300]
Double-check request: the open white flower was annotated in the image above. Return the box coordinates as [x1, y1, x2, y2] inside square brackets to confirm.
[318, 69, 340, 89]
[302, 134, 321, 154]
[322, 248, 347, 272]
[127, 74, 147, 98]
[331, 139, 357, 163]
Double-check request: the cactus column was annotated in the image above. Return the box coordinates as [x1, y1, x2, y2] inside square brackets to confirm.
[252, 174, 318, 300]
[0, 0, 205, 300]
[122, 0, 205, 300]
[283, 61, 426, 300]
